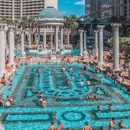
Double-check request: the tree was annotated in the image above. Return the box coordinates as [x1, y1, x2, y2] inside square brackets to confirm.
[108, 16, 118, 23]
[63, 15, 79, 44]
[91, 18, 99, 29]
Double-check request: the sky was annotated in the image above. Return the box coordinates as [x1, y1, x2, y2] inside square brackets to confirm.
[58, 0, 85, 17]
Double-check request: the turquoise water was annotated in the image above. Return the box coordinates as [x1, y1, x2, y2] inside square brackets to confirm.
[14, 49, 93, 57]
[0, 63, 130, 130]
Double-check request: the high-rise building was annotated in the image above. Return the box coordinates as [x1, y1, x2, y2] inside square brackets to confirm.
[85, 0, 90, 18]
[85, 0, 130, 19]
[0, 0, 57, 20]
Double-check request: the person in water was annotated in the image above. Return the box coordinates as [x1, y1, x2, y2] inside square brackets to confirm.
[51, 70, 54, 75]
[49, 121, 56, 130]
[57, 121, 63, 130]
[83, 122, 92, 130]
[109, 118, 115, 129]
[118, 120, 125, 129]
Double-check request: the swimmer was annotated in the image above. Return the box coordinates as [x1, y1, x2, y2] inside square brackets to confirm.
[94, 94, 98, 100]
[49, 121, 56, 130]
[97, 105, 101, 111]
[9, 84, 12, 91]
[51, 70, 54, 75]
[40, 93, 43, 98]
[42, 98, 46, 106]
[57, 121, 63, 130]
[87, 93, 93, 100]
[67, 80, 70, 85]
[109, 118, 115, 129]
[54, 93, 58, 98]
[83, 122, 92, 130]
[79, 74, 82, 77]
[69, 67, 72, 72]
[94, 80, 97, 85]
[100, 77, 103, 84]
[62, 66, 65, 72]
[87, 80, 91, 86]
[35, 90, 39, 94]
[108, 104, 112, 110]
[80, 80, 84, 86]
[72, 75, 75, 81]
[37, 68, 41, 76]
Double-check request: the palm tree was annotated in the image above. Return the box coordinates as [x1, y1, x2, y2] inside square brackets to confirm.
[63, 15, 79, 44]
[91, 18, 99, 29]
[118, 16, 127, 36]
[108, 16, 118, 23]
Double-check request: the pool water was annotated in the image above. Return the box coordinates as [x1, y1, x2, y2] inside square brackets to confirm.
[0, 63, 130, 130]
[14, 49, 93, 57]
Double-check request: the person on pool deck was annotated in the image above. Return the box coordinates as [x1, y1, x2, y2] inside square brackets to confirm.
[51, 70, 54, 75]
[83, 122, 92, 130]
[118, 120, 125, 129]
[57, 121, 62, 130]
[97, 105, 101, 111]
[49, 121, 56, 130]
[109, 118, 115, 129]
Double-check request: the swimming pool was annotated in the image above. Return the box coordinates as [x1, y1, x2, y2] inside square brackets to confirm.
[0, 63, 130, 130]
[14, 49, 93, 57]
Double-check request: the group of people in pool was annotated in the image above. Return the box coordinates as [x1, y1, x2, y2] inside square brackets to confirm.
[109, 118, 125, 129]
[0, 95, 14, 107]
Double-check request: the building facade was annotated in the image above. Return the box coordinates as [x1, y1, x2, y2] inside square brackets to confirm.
[0, 0, 57, 20]
[85, 0, 130, 19]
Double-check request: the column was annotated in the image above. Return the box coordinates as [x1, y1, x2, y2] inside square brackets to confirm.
[9, 26, 15, 65]
[0, 25, 6, 77]
[111, 23, 121, 71]
[54, 26, 58, 52]
[28, 32, 32, 48]
[43, 27, 46, 49]
[94, 30, 98, 57]
[38, 27, 40, 44]
[84, 31, 87, 50]
[79, 30, 84, 56]
[20, 30, 26, 58]
[60, 27, 63, 47]
[67, 31, 70, 47]
[127, 0, 130, 18]
[97, 25, 105, 66]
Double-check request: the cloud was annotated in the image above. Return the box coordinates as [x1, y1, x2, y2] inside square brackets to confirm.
[61, 11, 67, 14]
[74, 0, 85, 5]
